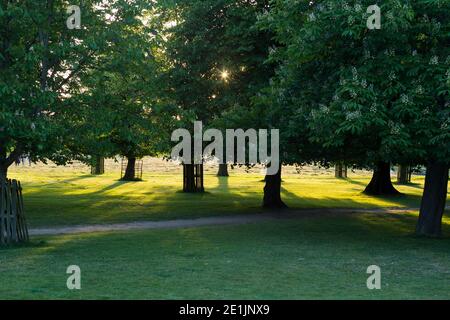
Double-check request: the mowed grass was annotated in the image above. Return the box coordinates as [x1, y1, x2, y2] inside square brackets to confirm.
[3, 162, 449, 300]
[8, 162, 433, 228]
[1, 212, 449, 300]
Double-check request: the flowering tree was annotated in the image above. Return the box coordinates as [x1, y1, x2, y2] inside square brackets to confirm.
[0, 0, 157, 179]
[0, 0, 106, 179]
[263, 0, 449, 235]
[71, 6, 176, 181]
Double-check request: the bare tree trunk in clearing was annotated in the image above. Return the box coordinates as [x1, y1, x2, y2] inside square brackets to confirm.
[217, 163, 229, 177]
[397, 165, 410, 185]
[364, 162, 401, 196]
[122, 157, 136, 181]
[91, 156, 105, 175]
[263, 164, 287, 209]
[335, 163, 348, 179]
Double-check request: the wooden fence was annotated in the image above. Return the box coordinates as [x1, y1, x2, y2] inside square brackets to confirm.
[0, 179, 29, 245]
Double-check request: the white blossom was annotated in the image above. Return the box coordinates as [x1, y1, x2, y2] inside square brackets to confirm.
[415, 85, 424, 95]
[389, 121, 401, 135]
[346, 110, 361, 121]
[432, 20, 441, 32]
[400, 94, 410, 105]
[430, 56, 439, 65]
[348, 15, 355, 25]
[320, 105, 330, 114]
[352, 67, 358, 81]
[361, 79, 367, 88]
[388, 71, 396, 81]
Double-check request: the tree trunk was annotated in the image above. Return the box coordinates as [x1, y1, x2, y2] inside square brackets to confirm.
[183, 164, 204, 193]
[91, 156, 105, 175]
[397, 165, 410, 185]
[0, 165, 7, 181]
[416, 162, 449, 237]
[263, 165, 287, 209]
[217, 163, 229, 177]
[335, 163, 348, 179]
[122, 157, 136, 181]
[364, 161, 401, 196]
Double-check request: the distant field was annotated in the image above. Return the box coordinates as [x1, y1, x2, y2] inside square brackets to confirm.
[7, 158, 432, 228]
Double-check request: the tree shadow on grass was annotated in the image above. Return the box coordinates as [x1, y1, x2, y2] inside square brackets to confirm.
[46, 174, 94, 186]
[345, 178, 369, 187]
[281, 184, 423, 210]
[90, 180, 130, 195]
[394, 182, 424, 190]
[0, 239, 48, 251]
[18, 172, 439, 229]
[215, 176, 230, 192]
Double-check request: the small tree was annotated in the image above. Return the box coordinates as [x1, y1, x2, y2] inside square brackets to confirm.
[73, 4, 176, 181]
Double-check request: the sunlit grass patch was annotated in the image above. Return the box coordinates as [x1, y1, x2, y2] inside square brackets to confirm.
[7, 161, 435, 228]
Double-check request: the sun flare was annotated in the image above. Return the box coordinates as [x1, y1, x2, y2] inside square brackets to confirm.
[220, 70, 230, 81]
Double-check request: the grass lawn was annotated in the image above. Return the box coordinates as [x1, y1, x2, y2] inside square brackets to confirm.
[7, 161, 434, 228]
[1, 211, 449, 300]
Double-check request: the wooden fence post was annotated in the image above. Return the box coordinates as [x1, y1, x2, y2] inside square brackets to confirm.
[0, 179, 29, 245]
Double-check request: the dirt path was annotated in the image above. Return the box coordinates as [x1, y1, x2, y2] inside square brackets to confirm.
[29, 206, 443, 236]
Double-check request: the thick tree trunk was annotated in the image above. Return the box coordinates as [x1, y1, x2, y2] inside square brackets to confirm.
[364, 161, 401, 195]
[397, 165, 410, 185]
[217, 163, 229, 177]
[0, 146, 20, 180]
[122, 157, 136, 181]
[183, 164, 204, 193]
[335, 163, 348, 179]
[416, 162, 449, 237]
[91, 156, 105, 175]
[263, 165, 287, 209]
